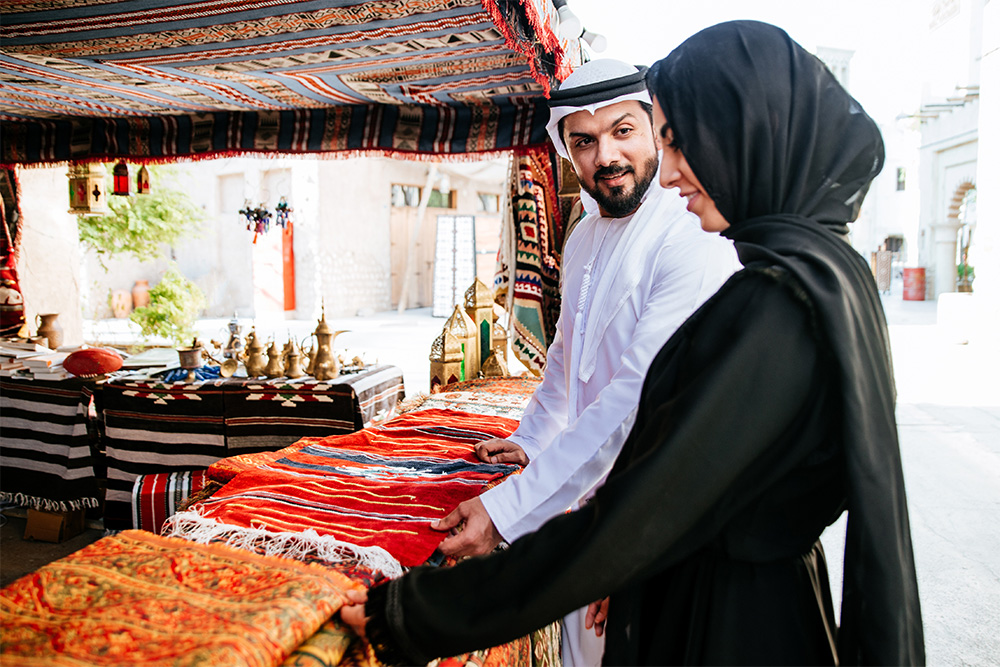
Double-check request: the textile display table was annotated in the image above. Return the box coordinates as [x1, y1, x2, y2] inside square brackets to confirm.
[0, 377, 102, 512]
[102, 365, 405, 530]
[2, 377, 561, 667]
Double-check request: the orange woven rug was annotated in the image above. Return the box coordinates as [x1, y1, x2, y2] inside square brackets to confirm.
[0, 530, 361, 667]
[171, 409, 522, 569]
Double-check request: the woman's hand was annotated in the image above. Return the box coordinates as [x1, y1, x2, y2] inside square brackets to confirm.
[340, 589, 370, 639]
[585, 597, 610, 637]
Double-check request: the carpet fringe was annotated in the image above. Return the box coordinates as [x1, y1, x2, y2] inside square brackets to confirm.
[162, 508, 404, 578]
[0, 492, 99, 512]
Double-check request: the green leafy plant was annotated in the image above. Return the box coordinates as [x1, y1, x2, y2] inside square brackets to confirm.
[129, 263, 206, 346]
[78, 165, 204, 268]
[957, 263, 975, 281]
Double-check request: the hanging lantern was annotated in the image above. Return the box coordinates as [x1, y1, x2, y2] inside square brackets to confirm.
[67, 164, 108, 215]
[136, 165, 151, 194]
[275, 196, 293, 229]
[112, 161, 130, 196]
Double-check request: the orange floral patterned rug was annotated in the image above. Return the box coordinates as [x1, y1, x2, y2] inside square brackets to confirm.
[0, 530, 362, 667]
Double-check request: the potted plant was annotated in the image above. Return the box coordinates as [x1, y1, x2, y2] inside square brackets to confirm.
[129, 263, 206, 346]
[956, 263, 975, 293]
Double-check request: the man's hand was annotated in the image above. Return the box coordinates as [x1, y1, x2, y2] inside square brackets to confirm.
[475, 437, 529, 466]
[340, 589, 370, 639]
[585, 597, 609, 637]
[431, 496, 503, 558]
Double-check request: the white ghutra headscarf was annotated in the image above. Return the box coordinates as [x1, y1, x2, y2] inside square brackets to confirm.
[544, 59, 651, 160]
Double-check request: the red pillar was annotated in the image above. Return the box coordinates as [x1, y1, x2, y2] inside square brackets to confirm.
[282, 220, 296, 311]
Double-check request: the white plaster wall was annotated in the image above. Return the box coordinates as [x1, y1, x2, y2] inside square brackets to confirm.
[851, 121, 922, 267]
[917, 94, 978, 297]
[309, 157, 507, 318]
[313, 159, 395, 318]
[923, 0, 981, 98]
[24, 156, 505, 332]
[17, 165, 85, 346]
[967, 0, 999, 343]
[81, 161, 254, 321]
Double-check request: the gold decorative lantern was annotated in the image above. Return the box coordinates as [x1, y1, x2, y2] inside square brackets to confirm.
[481, 351, 509, 378]
[430, 329, 464, 392]
[464, 278, 494, 371]
[67, 164, 108, 215]
[491, 321, 509, 364]
[444, 304, 478, 381]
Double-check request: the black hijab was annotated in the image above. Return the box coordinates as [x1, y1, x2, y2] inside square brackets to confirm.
[648, 21, 924, 665]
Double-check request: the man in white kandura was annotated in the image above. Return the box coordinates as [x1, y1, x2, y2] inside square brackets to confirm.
[430, 59, 742, 665]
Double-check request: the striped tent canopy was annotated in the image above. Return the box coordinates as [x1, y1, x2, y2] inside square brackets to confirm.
[0, 0, 581, 165]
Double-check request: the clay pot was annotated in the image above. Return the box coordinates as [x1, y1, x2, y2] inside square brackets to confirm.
[36, 313, 64, 349]
[132, 279, 150, 309]
[110, 289, 132, 318]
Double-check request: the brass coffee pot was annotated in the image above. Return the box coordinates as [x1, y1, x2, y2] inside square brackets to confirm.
[264, 340, 285, 378]
[305, 308, 347, 381]
[243, 329, 267, 377]
[285, 339, 305, 379]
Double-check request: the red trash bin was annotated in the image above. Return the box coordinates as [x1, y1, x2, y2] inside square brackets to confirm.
[903, 268, 925, 301]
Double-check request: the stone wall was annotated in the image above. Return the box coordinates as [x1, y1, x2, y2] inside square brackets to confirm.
[16, 166, 85, 346]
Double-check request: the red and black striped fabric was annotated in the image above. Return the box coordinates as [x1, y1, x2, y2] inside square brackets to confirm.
[131, 469, 209, 535]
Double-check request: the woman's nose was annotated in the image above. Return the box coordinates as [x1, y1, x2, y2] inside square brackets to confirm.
[659, 158, 679, 188]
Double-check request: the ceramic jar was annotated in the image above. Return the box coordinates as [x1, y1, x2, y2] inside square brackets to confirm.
[36, 313, 64, 349]
[132, 279, 150, 309]
[110, 289, 132, 318]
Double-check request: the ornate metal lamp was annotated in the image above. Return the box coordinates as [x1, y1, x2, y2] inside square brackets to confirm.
[112, 161, 130, 196]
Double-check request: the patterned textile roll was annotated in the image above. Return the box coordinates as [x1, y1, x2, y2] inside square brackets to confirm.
[131, 469, 209, 535]
[102, 365, 404, 530]
[0, 378, 100, 511]
[0, 530, 362, 667]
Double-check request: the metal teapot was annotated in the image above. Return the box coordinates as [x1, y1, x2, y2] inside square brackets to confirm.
[264, 340, 285, 378]
[285, 339, 305, 379]
[243, 329, 267, 377]
[304, 308, 348, 381]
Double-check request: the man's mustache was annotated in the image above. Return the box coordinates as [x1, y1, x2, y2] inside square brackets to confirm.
[594, 165, 634, 180]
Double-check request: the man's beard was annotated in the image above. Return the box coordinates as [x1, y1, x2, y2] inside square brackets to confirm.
[583, 155, 659, 218]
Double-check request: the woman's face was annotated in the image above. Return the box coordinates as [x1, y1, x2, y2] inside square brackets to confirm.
[652, 97, 730, 232]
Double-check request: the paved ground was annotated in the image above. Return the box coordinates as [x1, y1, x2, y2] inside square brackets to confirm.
[820, 284, 1000, 666]
[4, 285, 999, 664]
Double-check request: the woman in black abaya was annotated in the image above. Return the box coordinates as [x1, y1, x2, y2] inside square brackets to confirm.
[343, 21, 924, 666]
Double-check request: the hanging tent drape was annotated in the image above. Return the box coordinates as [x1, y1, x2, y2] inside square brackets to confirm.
[0, 0, 580, 164]
[0, 0, 581, 372]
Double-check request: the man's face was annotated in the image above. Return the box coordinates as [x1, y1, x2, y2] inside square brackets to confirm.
[562, 100, 659, 218]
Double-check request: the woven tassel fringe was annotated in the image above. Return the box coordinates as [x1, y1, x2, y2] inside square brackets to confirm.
[162, 509, 404, 579]
[0, 492, 99, 512]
